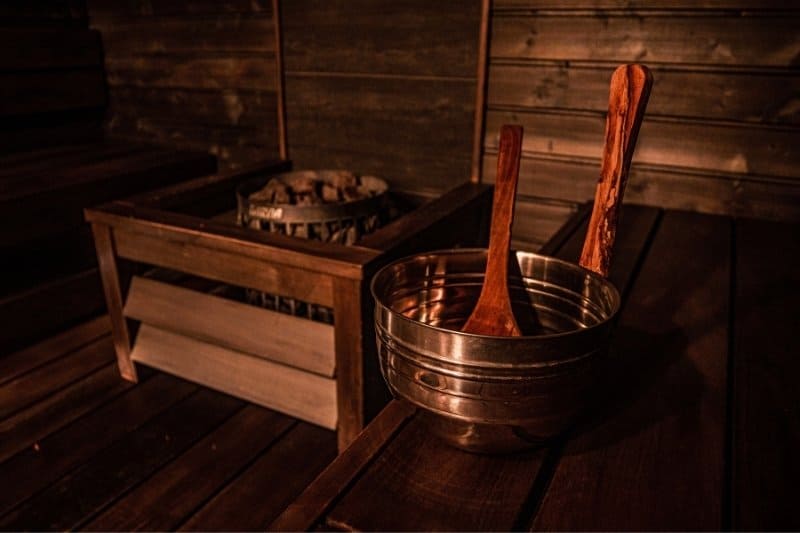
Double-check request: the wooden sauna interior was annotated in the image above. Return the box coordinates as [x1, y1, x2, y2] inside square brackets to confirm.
[1, 0, 798, 530]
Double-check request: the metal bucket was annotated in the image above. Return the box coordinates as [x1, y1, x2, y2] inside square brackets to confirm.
[371, 248, 621, 453]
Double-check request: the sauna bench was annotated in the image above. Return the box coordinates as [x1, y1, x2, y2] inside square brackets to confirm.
[84, 160, 493, 452]
[271, 205, 800, 532]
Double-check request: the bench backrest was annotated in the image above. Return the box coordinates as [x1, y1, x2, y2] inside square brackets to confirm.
[0, 28, 107, 152]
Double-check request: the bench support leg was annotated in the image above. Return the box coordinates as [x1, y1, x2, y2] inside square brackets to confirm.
[91, 223, 137, 382]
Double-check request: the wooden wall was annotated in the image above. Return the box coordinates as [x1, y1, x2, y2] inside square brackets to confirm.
[280, 0, 485, 196]
[87, 0, 282, 169]
[484, 1, 800, 251]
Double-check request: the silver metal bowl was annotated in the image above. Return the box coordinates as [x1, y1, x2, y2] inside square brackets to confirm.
[371, 248, 621, 453]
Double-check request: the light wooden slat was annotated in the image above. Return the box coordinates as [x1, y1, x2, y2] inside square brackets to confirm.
[488, 63, 800, 125]
[485, 110, 799, 180]
[112, 228, 335, 307]
[491, 14, 800, 67]
[124, 276, 335, 376]
[130, 324, 338, 429]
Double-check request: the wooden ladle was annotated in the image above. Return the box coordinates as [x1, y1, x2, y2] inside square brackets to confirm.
[580, 64, 653, 277]
[462, 124, 524, 337]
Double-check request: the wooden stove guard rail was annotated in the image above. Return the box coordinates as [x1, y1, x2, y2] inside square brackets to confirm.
[271, 205, 800, 531]
[85, 160, 493, 450]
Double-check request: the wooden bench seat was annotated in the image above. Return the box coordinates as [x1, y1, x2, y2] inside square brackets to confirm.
[0, 25, 216, 352]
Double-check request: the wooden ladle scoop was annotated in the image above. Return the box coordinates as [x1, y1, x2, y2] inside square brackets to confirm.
[462, 124, 524, 337]
[579, 64, 653, 277]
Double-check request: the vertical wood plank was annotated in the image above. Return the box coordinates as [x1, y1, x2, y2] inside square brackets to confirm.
[470, 0, 490, 183]
[332, 277, 365, 451]
[90, 223, 136, 381]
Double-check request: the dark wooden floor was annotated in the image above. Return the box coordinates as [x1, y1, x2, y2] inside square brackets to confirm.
[0, 316, 337, 531]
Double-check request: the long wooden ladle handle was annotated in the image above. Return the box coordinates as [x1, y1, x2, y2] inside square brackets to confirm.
[462, 124, 523, 336]
[579, 64, 653, 278]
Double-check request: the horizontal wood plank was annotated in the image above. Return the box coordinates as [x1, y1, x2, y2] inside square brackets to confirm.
[511, 198, 579, 252]
[482, 153, 800, 221]
[494, 0, 798, 7]
[105, 54, 278, 91]
[491, 13, 800, 67]
[131, 324, 338, 429]
[87, 0, 273, 16]
[124, 276, 335, 376]
[95, 14, 275, 56]
[485, 110, 800, 180]
[489, 62, 800, 125]
[111, 228, 336, 306]
[282, 0, 482, 77]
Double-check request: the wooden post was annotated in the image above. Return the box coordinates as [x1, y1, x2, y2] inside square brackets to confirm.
[91, 223, 137, 382]
[332, 277, 366, 452]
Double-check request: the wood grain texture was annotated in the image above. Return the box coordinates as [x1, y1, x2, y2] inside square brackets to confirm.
[489, 63, 800, 125]
[732, 218, 800, 530]
[0, 336, 114, 420]
[91, 224, 136, 381]
[0, 373, 197, 517]
[0, 269, 106, 354]
[491, 13, 800, 67]
[182, 422, 336, 531]
[532, 211, 730, 531]
[130, 324, 338, 429]
[124, 276, 336, 376]
[486, 5, 800, 224]
[0, 364, 132, 464]
[485, 110, 800, 181]
[483, 153, 800, 221]
[281, 0, 484, 195]
[462, 124, 523, 336]
[282, 0, 481, 77]
[0, 389, 243, 531]
[83, 406, 295, 531]
[580, 64, 652, 277]
[326, 416, 547, 531]
[269, 400, 417, 532]
[88, 1, 282, 168]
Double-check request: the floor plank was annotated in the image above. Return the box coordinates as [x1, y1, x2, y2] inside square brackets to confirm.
[0, 363, 136, 464]
[732, 218, 800, 530]
[0, 334, 115, 420]
[0, 389, 243, 531]
[84, 405, 296, 531]
[0, 373, 195, 517]
[0, 315, 109, 382]
[532, 211, 731, 531]
[183, 422, 337, 531]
